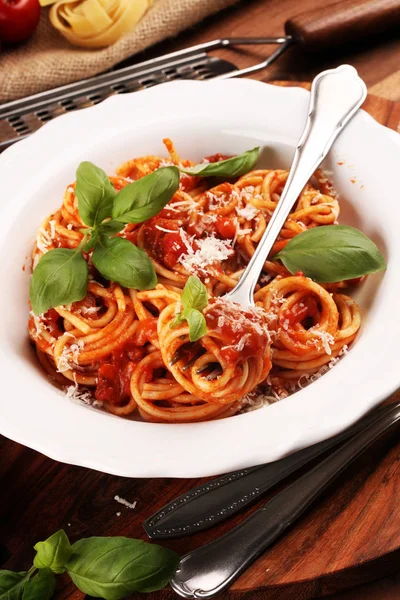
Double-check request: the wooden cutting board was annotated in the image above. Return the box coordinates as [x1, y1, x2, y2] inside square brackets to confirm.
[0, 87, 399, 600]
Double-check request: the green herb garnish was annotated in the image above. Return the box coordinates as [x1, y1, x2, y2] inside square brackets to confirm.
[30, 164, 180, 315]
[275, 225, 386, 282]
[170, 275, 208, 342]
[179, 147, 259, 178]
[0, 529, 179, 600]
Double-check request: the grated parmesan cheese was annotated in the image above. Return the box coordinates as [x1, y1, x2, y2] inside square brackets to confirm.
[155, 225, 178, 234]
[178, 234, 233, 274]
[65, 383, 93, 405]
[167, 198, 197, 212]
[222, 333, 251, 353]
[36, 227, 52, 254]
[310, 328, 335, 355]
[114, 495, 137, 510]
[236, 203, 259, 220]
[57, 339, 84, 372]
[49, 220, 57, 240]
[80, 305, 100, 315]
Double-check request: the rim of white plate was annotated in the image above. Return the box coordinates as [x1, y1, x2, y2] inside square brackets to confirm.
[0, 78, 399, 478]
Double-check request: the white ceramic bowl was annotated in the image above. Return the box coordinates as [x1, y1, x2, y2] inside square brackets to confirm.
[0, 79, 399, 478]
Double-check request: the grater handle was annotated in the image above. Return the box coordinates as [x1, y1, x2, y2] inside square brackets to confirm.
[285, 0, 400, 50]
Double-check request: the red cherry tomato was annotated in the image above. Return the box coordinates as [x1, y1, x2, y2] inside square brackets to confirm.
[215, 216, 236, 239]
[0, 0, 41, 44]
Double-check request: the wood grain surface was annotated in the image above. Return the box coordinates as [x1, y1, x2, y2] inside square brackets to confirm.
[1, 1, 400, 599]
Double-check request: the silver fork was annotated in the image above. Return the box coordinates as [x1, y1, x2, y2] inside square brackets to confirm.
[225, 64, 366, 308]
[170, 65, 367, 372]
[171, 65, 366, 373]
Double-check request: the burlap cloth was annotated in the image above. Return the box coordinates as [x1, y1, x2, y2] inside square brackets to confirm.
[0, 0, 239, 104]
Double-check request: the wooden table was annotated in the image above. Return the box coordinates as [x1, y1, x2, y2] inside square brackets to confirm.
[1, 1, 400, 599]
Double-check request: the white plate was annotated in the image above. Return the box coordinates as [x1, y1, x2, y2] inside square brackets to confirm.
[0, 79, 399, 478]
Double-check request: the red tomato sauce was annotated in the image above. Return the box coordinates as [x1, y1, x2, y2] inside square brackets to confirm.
[204, 153, 232, 163]
[95, 318, 157, 405]
[215, 216, 236, 239]
[280, 297, 319, 329]
[42, 309, 63, 338]
[140, 218, 190, 269]
[205, 299, 269, 364]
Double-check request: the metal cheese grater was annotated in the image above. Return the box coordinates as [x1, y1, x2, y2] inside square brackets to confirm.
[0, 37, 291, 152]
[2, 0, 399, 152]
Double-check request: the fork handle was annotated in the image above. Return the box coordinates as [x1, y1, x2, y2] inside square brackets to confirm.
[170, 403, 400, 599]
[228, 65, 366, 306]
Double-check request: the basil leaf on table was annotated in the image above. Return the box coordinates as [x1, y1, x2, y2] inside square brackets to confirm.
[180, 147, 259, 178]
[66, 537, 180, 599]
[33, 530, 73, 574]
[181, 275, 208, 312]
[275, 225, 386, 282]
[92, 236, 157, 290]
[112, 167, 180, 224]
[183, 307, 207, 342]
[22, 569, 56, 600]
[30, 248, 88, 315]
[0, 570, 29, 600]
[75, 161, 117, 227]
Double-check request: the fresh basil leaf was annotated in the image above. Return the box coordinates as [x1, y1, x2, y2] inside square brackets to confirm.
[180, 147, 259, 178]
[275, 225, 386, 282]
[75, 161, 117, 227]
[181, 276, 208, 311]
[0, 570, 28, 600]
[22, 569, 55, 600]
[112, 167, 180, 224]
[183, 307, 207, 342]
[66, 537, 179, 599]
[97, 220, 125, 236]
[92, 236, 156, 290]
[30, 248, 88, 315]
[33, 530, 72, 575]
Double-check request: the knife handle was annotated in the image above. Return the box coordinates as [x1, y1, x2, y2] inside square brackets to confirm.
[285, 0, 400, 50]
[143, 401, 397, 539]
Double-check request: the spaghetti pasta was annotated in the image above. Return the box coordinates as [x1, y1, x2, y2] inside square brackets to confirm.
[28, 139, 361, 422]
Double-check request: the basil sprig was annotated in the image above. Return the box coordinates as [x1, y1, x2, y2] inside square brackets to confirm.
[92, 236, 157, 290]
[0, 529, 179, 600]
[171, 276, 208, 342]
[30, 246, 89, 316]
[76, 162, 117, 227]
[112, 167, 180, 223]
[275, 225, 386, 282]
[68, 537, 178, 597]
[30, 163, 179, 315]
[22, 569, 56, 600]
[33, 530, 72, 574]
[180, 147, 259, 178]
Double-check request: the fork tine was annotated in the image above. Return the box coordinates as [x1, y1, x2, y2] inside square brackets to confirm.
[206, 367, 223, 381]
[181, 350, 205, 371]
[169, 348, 185, 366]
